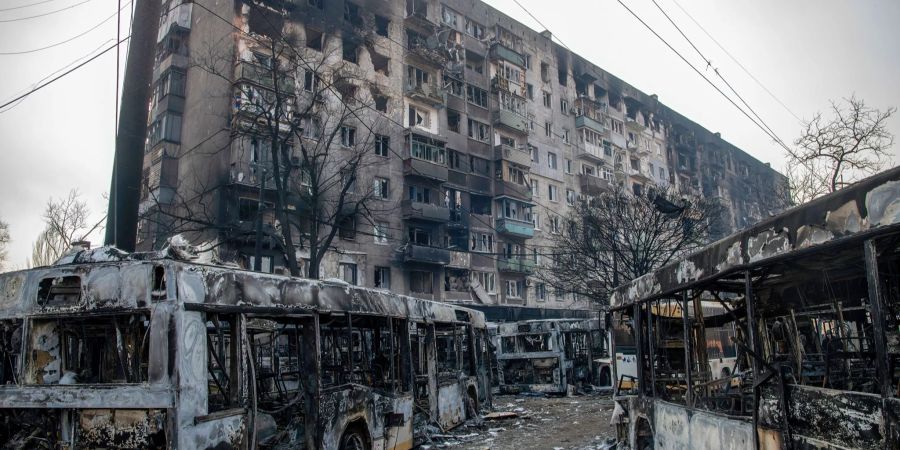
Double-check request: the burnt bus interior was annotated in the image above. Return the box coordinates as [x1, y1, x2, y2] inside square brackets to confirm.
[611, 231, 900, 448]
[0, 259, 492, 449]
[492, 319, 605, 394]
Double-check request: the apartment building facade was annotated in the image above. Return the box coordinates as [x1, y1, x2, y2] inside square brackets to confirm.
[138, 0, 788, 312]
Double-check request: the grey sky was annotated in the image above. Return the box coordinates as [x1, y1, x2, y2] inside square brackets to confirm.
[0, 0, 897, 269]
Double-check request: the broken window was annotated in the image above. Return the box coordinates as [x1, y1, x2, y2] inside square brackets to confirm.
[247, 317, 309, 418]
[305, 26, 324, 51]
[374, 134, 390, 157]
[409, 270, 433, 294]
[374, 15, 390, 37]
[342, 40, 359, 64]
[338, 215, 357, 240]
[206, 314, 241, 412]
[445, 76, 464, 97]
[467, 118, 489, 142]
[464, 50, 484, 74]
[374, 266, 391, 288]
[435, 324, 460, 379]
[339, 263, 357, 285]
[371, 51, 390, 75]
[407, 104, 432, 129]
[445, 268, 470, 292]
[447, 109, 461, 133]
[0, 320, 22, 385]
[466, 84, 488, 108]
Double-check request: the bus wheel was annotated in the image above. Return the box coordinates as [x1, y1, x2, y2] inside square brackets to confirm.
[339, 424, 369, 450]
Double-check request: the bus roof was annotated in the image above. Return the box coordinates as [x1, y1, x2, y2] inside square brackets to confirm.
[609, 166, 900, 310]
[0, 257, 486, 327]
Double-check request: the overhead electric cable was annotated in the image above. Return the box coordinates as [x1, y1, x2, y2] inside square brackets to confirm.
[0, 37, 115, 113]
[509, 0, 574, 52]
[669, 0, 803, 123]
[648, 0, 791, 150]
[0, 1, 130, 55]
[615, 0, 792, 153]
[0, 0, 90, 23]
[0, 36, 128, 110]
[0, 0, 59, 12]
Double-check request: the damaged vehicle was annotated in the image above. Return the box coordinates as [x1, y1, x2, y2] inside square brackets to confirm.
[609, 167, 900, 449]
[0, 252, 492, 449]
[490, 318, 605, 394]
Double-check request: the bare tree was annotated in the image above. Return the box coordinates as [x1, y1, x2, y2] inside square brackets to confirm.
[538, 185, 723, 309]
[0, 218, 9, 272]
[143, 6, 392, 278]
[29, 190, 104, 267]
[789, 95, 895, 203]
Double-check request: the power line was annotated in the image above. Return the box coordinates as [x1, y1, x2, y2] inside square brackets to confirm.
[0, 0, 59, 12]
[0, 0, 90, 23]
[0, 1, 130, 55]
[0, 37, 114, 113]
[648, 0, 791, 150]
[615, 0, 793, 154]
[0, 36, 128, 110]
[668, 0, 804, 123]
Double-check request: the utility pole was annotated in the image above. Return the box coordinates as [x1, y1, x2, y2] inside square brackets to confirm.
[105, 0, 161, 251]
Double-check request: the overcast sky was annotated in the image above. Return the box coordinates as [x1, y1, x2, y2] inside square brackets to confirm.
[0, 0, 897, 269]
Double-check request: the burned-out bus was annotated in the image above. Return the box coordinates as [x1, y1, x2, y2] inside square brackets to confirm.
[491, 318, 606, 394]
[0, 251, 492, 449]
[609, 167, 900, 449]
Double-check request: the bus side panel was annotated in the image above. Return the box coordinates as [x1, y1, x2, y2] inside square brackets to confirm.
[436, 382, 465, 430]
[319, 388, 413, 450]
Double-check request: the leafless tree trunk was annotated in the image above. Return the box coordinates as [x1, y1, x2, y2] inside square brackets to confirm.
[537, 185, 723, 309]
[789, 95, 895, 203]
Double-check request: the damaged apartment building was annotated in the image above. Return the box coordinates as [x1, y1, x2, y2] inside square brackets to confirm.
[137, 0, 788, 314]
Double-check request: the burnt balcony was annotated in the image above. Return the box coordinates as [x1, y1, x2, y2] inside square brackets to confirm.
[578, 173, 611, 196]
[575, 114, 609, 136]
[495, 218, 535, 239]
[626, 117, 646, 132]
[404, 82, 443, 106]
[235, 61, 294, 93]
[494, 144, 531, 167]
[404, 0, 434, 29]
[493, 109, 529, 135]
[401, 200, 450, 222]
[403, 157, 448, 182]
[495, 181, 532, 202]
[398, 244, 451, 265]
[497, 258, 536, 274]
[489, 42, 526, 67]
[628, 167, 653, 183]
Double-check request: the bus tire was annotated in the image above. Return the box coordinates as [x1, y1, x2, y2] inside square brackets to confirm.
[339, 422, 369, 450]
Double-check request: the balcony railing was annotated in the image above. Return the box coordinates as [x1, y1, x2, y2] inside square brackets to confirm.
[404, 82, 443, 105]
[493, 109, 529, 134]
[495, 217, 535, 238]
[497, 258, 536, 274]
[626, 117, 646, 132]
[575, 114, 608, 135]
[489, 42, 526, 67]
[403, 157, 448, 181]
[494, 181, 532, 202]
[578, 173, 611, 196]
[494, 144, 531, 167]
[398, 244, 451, 265]
[401, 200, 450, 222]
[235, 61, 294, 93]
[575, 143, 605, 163]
